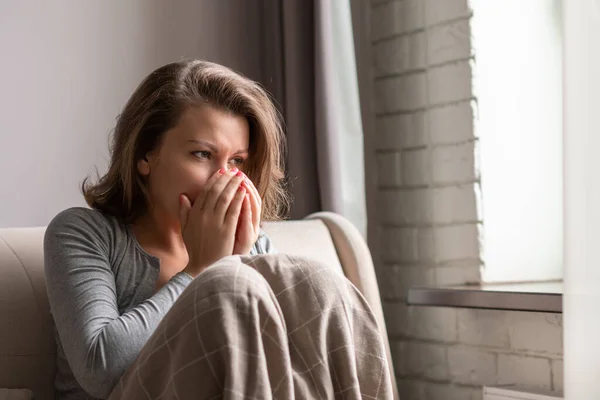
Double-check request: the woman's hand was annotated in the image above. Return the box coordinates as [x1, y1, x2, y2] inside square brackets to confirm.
[232, 173, 262, 255]
[179, 168, 246, 277]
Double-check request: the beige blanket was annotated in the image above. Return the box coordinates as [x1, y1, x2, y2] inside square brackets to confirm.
[109, 254, 393, 399]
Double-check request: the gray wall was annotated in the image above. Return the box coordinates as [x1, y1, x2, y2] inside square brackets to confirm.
[0, 0, 265, 227]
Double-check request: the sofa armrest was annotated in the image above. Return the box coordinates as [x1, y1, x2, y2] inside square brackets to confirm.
[305, 212, 399, 399]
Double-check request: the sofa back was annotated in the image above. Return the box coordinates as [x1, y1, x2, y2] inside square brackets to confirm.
[0, 218, 347, 399]
[0, 228, 55, 400]
[0, 213, 397, 399]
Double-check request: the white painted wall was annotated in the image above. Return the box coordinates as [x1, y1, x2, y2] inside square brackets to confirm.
[471, 0, 563, 282]
[563, 0, 600, 398]
[0, 0, 263, 227]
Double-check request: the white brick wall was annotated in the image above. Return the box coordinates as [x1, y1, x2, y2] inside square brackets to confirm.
[379, 226, 435, 264]
[497, 355, 552, 389]
[431, 184, 479, 223]
[436, 264, 480, 285]
[431, 142, 477, 185]
[375, 112, 427, 150]
[447, 346, 496, 386]
[427, 19, 472, 65]
[434, 223, 479, 262]
[428, 101, 474, 145]
[424, 0, 472, 26]
[369, 0, 563, 397]
[401, 148, 430, 186]
[428, 62, 473, 105]
[375, 73, 428, 113]
[425, 383, 481, 400]
[374, 32, 426, 76]
[397, 341, 448, 380]
[457, 309, 510, 348]
[371, 0, 424, 41]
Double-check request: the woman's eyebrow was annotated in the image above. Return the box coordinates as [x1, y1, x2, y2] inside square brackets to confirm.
[187, 139, 218, 152]
[187, 139, 248, 155]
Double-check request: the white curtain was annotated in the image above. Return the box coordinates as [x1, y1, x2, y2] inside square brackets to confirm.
[314, 0, 367, 237]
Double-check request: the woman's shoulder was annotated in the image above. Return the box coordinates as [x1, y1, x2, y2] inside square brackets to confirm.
[45, 207, 126, 248]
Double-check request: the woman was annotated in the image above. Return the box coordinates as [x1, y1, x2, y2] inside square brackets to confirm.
[44, 60, 393, 399]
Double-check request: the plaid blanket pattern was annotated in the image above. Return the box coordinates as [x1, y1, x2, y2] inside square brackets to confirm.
[108, 254, 393, 400]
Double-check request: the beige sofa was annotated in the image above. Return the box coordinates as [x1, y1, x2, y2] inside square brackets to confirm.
[0, 211, 398, 399]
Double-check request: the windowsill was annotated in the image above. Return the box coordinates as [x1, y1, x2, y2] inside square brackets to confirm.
[407, 280, 562, 313]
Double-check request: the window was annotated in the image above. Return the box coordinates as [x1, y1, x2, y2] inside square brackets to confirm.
[471, 0, 563, 282]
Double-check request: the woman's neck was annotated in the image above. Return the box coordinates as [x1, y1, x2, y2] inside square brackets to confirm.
[132, 208, 186, 256]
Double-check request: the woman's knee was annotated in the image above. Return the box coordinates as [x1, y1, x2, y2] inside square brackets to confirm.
[243, 253, 349, 294]
[186, 255, 275, 304]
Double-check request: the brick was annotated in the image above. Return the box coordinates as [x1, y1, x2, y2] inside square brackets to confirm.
[508, 313, 563, 355]
[398, 112, 427, 147]
[447, 346, 496, 386]
[374, 73, 427, 113]
[375, 115, 403, 150]
[428, 61, 472, 105]
[431, 184, 478, 224]
[402, 149, 430, 186]
[457, 309, 510, 348]
[552, 359, 563, 391]
[379, 226, 435, 262]
[382, 301, 410, 337]
[408, 32, 427, 70]
[424, 382, 483, 400]
[417, 227, 435, 262]
[378, 188, 432, 224]
[427, 18, 472, 65]
[377, 190, 402, 224]
[432, 142, 477, 184]
[371, 0, 424, 40]
[497, 355, 552, 389]
[378, 266, 436, 300]
[380, 227, 418, 263]
[436, 264, 481, 286]
[396, 341, 448, 380]
[434, 223, 480, 262]
[424, 0, 471, 27]
[377, 152, 402, 186]
[396, 379, 424, 400]
[371, 1, 404, 41]
[371, 0, 425, 41]
[380, 226, 435, 263]
[410, 306, 458, 342]
[428, 101, 475, 144]
[373, 32, 426, 76]
[375, 112, 427, 150]
[402, 0, 425, 32]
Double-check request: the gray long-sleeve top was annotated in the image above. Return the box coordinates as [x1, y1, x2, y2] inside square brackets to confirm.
[44, 207, 275, 400]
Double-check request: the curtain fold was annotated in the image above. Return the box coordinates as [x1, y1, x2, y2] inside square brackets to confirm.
[260, 0, 367, 237]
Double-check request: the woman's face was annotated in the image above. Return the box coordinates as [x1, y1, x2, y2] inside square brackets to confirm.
[137, 104, 250, 220]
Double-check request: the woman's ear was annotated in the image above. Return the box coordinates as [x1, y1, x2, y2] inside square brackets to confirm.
[137, 156, 150, 176]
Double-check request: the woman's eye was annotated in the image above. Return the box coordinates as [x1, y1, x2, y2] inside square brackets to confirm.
[193, 151, 211, 160]
[231, 157, 245, 165]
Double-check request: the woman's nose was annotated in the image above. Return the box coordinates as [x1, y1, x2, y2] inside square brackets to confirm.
[215, 164, 234, 175]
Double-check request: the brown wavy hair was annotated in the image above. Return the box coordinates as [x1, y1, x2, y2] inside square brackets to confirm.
[82, 60, 289, 224]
